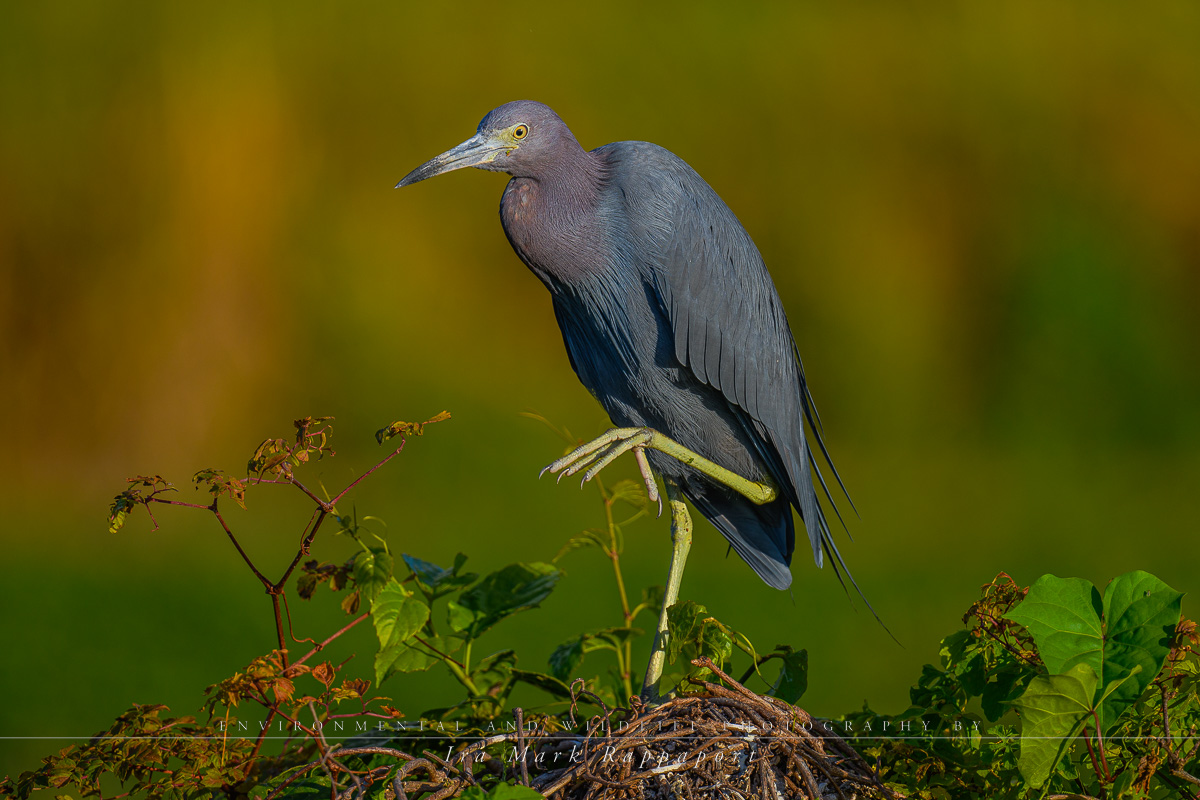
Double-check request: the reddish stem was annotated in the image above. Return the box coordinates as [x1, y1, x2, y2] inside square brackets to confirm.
[292, 612, 371, 668]
[251, 708, 278, 759]
[211, 505, 273, 589]
[1092, 712, 1112, 782]
[149, 497, 214, 511]
[288, 477, 332, 511]
[274, 510, 329, 592]
[271, 594, 289, 668]
[330, 441, 406, 506]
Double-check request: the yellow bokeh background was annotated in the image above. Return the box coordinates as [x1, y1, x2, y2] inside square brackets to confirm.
[3, 2, 1199, 777]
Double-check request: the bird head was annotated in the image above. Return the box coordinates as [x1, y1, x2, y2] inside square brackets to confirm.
[395, 100, 578, 187]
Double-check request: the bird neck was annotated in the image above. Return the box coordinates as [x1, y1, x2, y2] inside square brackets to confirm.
[529, 146, 607, 217]
[502, 146, 612, 289]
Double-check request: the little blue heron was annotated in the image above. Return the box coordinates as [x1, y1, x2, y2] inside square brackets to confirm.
[397, 101, 864, 698]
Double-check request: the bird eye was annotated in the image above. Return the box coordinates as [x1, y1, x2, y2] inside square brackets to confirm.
[513, 124, 528, 140]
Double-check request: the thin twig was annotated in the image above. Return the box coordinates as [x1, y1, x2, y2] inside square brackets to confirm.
[330, 441, 407, 507]
[292, 612, 371, 668]
[211, 505, 274, 588]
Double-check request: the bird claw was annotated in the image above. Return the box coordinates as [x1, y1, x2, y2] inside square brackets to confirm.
[539, 428, 661, 513]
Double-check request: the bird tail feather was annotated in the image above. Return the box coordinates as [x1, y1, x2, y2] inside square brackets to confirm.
[686, 487, 794, 590]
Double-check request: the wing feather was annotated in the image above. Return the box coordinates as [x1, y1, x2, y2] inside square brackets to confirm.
[642, 156, 848, 571]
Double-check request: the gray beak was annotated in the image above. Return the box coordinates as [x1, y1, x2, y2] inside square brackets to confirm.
[395, 132, 509, 188]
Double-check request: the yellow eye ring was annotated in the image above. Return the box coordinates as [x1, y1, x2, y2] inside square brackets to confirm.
[513, 124, 528, 140]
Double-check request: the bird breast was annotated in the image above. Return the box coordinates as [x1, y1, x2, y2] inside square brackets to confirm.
[500, 177, 606, 289]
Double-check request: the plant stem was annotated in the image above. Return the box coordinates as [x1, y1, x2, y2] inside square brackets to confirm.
[274, 509, 329, 592]
[271, 593, 288, 667]
[599, 478, 633, 626]
[330, 441, 406, 506]
[597, 478, 635, 701]
[445, 654, 480, 696]
[292, 612, 370, 668]
[211, 504, 273, 589]
[1092, 712, 1112, 782]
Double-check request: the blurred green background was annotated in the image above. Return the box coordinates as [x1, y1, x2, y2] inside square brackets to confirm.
[3, 1, 1199, 779]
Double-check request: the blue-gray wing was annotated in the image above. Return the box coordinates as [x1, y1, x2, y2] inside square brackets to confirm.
[610, 142, 850, 572]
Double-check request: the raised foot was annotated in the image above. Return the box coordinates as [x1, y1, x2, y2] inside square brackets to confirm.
[539, 427, 663, 517]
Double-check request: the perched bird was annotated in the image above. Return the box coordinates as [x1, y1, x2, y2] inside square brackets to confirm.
[397, 100, 861, 695]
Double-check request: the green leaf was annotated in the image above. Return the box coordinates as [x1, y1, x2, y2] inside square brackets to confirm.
[608, 478, 649, 509]
[1005, 571, 1183, 735]
[549, 638, 584, 682]
[1004, 574, 1103, 677]
[375, 636, 441, 679]
[771, 646, 809, 704]
[403, 553, 448, 584]
[352, 548, 394, 604]
[631, 585, 665, 622]
[1012, 663, 1099, 787]
[372, 580, 427, 647]
[453, 563, 561, 640]
[642, 585, 665, 608]
[458, 782, 546, 799]
[1013, 661, 1142, 787]
[1097, 570, 1183, 731]
[666, 600, 733, 670]
[471, 649, 517, 696]
[981, 663, 1034, 722]
[107, 496, 131, 533]
[554, 529, 609, 561]
[263, 777, 332, 800]
[447, 600, 474, 633]
[296, 573, 319, 600]
[548, 628, 642, 681]
[402, 552, 477, 599]
[513, 669, 575, 700]
[372, 579, 430, 684]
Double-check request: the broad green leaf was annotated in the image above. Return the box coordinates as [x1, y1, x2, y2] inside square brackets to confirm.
[459, 782, 546, 800]
[1098, 570, 1182, 731]
[375, 637, 440, 681]
[372, 580, 428, 647]
[549, 638, 584, 681]
[981, 663, 1035, 722]
[447, 600, 474, 633]
[1004, 575, 1103, 677]
[1012, 663, 1099, 787]
[1013, 661, 1143, 788]
[352, 549, 394, 604]
[1006, 571, 1183, 735]
[771, 646, 808, 704]
[548, 628, 642, 681]
[453, 563, 561, 640]
[469, 650, 518, 697]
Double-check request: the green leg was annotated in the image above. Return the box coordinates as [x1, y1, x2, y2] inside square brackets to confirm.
[640, 479, 692, 702]
[541, 427, 777, 505]
[540, 426, 777, 704]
